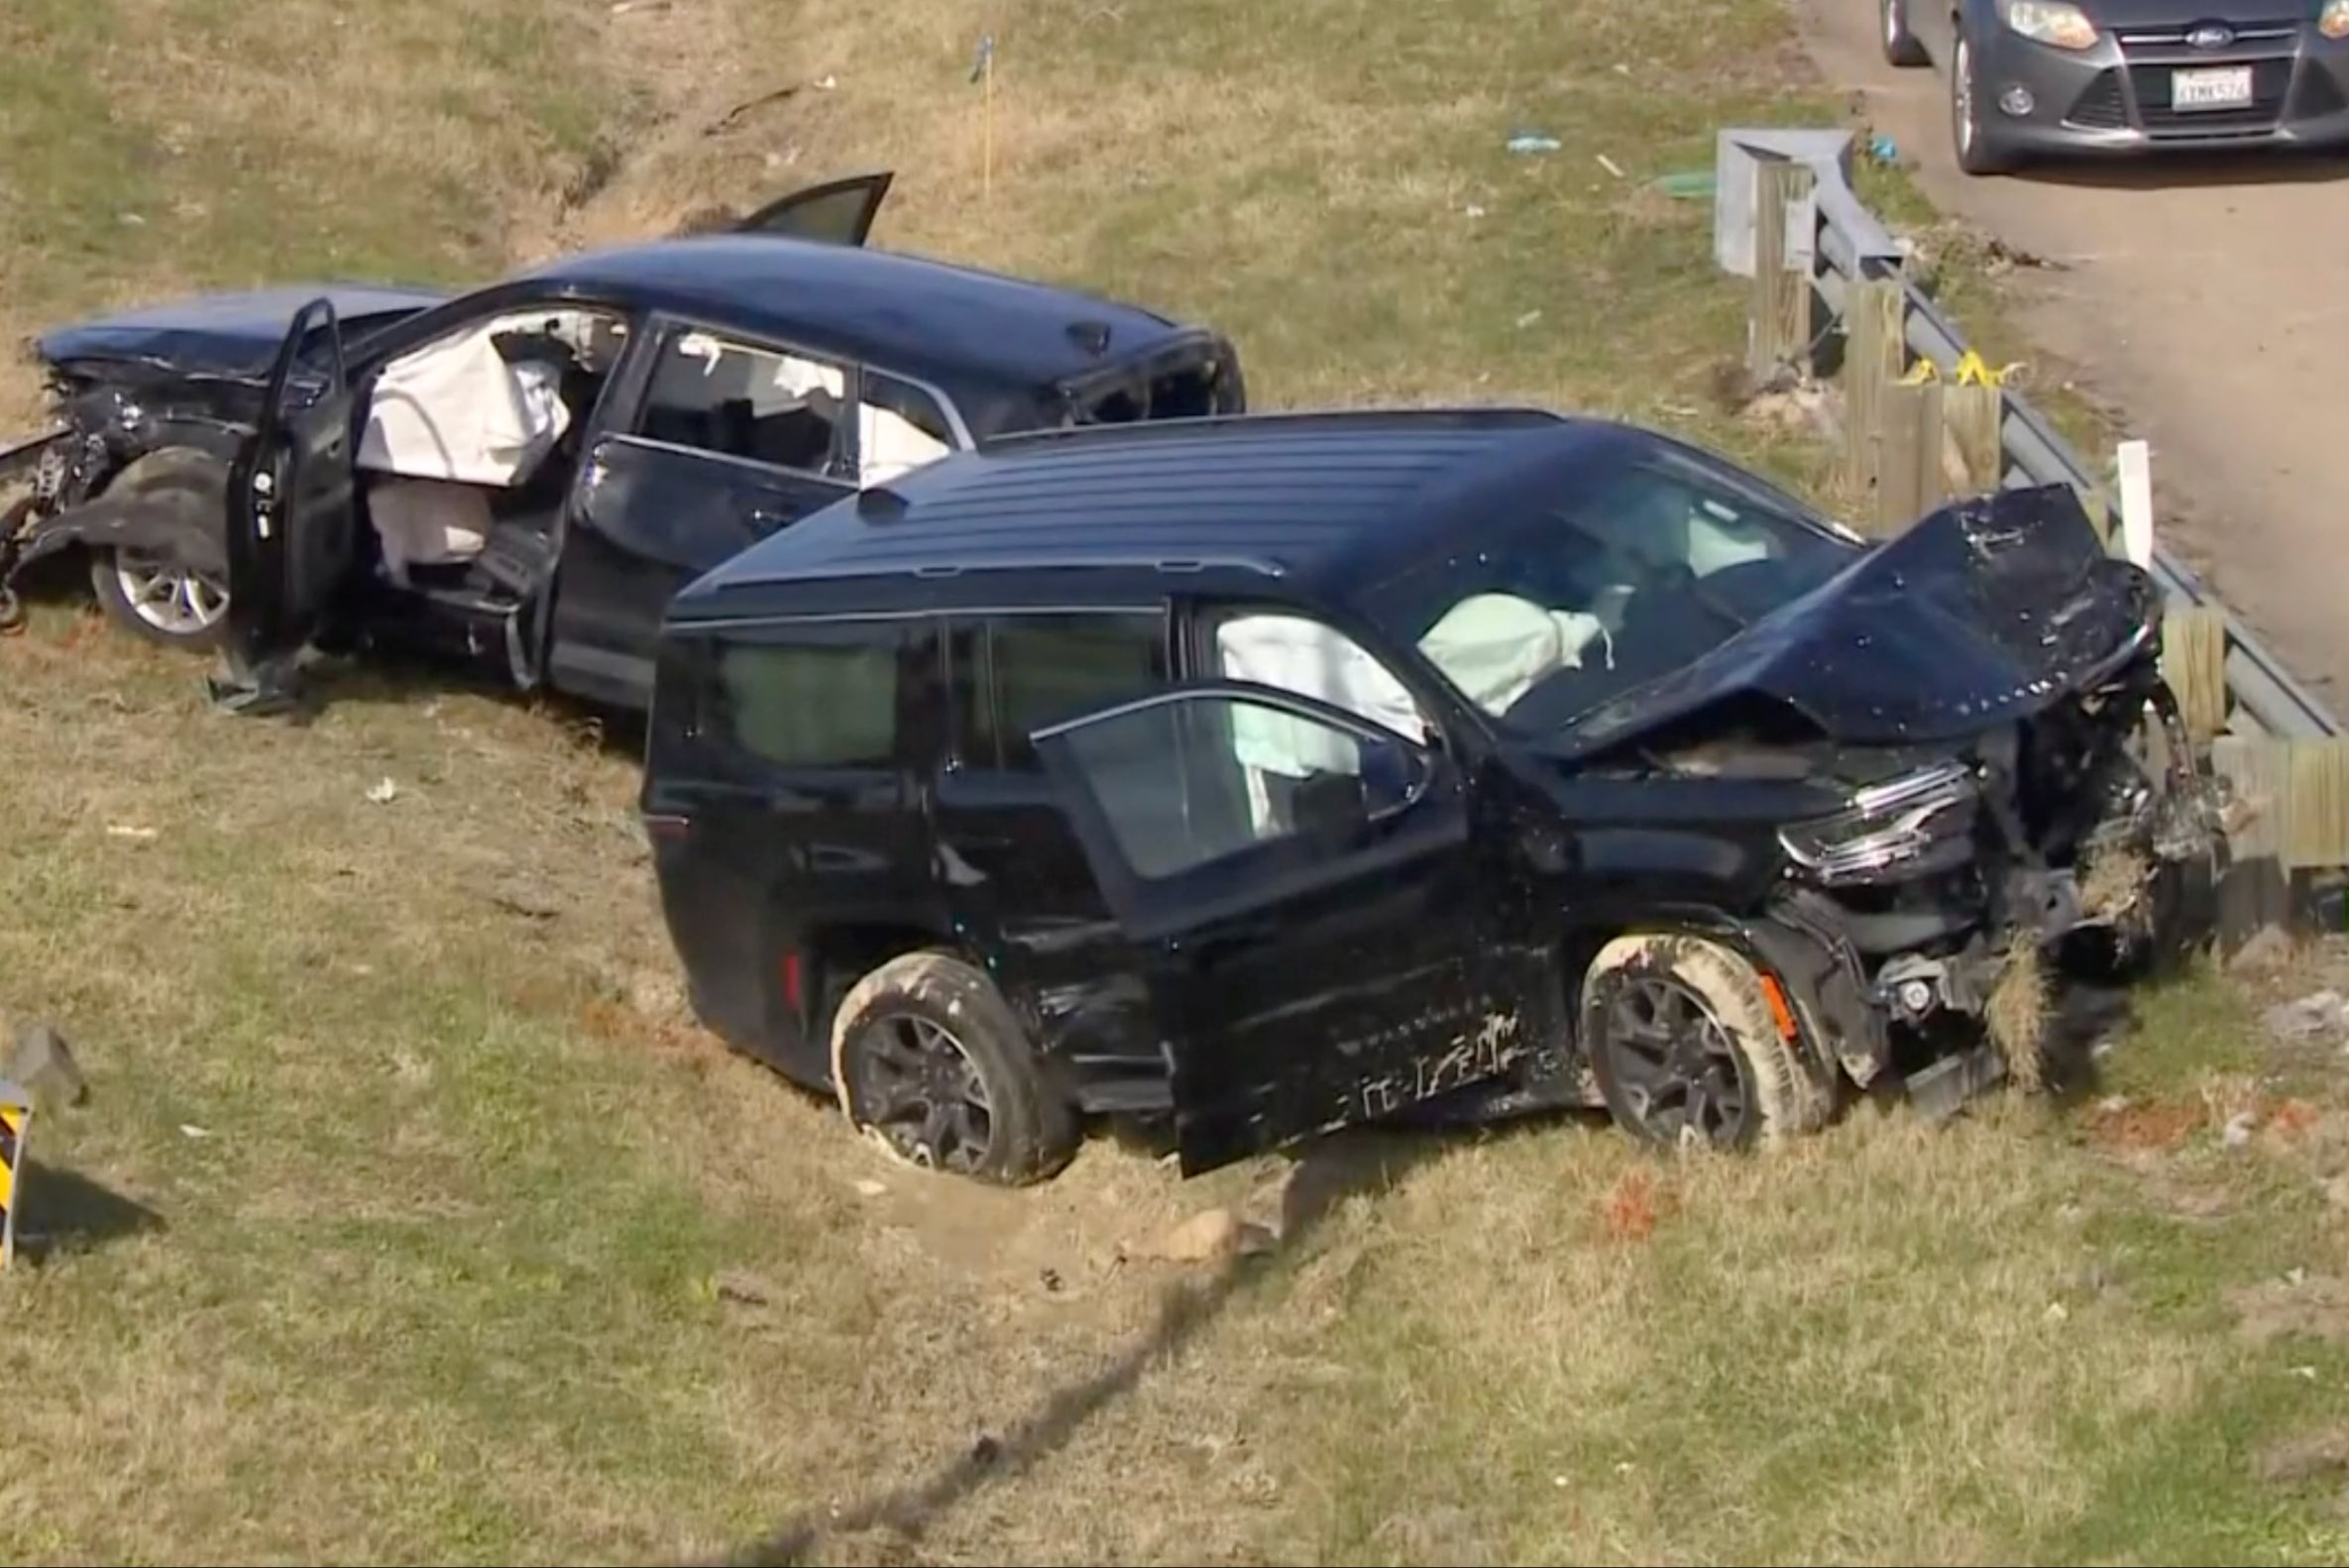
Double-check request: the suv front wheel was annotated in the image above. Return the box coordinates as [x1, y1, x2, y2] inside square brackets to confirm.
[829, 950, 1080, 1185]
[1581, 933, 1831, 1151]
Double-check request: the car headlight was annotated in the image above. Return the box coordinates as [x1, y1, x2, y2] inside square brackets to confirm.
[2323, 0, 2349, 40]
[1997, 0, 2100, 49]
[1777, 761, 1981, 886]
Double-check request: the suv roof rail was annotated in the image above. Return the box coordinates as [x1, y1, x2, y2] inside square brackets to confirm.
[749, 550, 1288, 585]
[973, 403, 1569, 453]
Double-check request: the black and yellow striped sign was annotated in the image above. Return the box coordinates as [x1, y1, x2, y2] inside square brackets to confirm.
[0, 1091, 28, 1270]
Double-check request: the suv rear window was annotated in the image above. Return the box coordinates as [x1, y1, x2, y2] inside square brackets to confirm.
[710, 621, 903, 768]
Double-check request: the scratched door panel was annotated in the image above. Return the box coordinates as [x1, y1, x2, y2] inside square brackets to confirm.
[1030, 682, 1528, 1176]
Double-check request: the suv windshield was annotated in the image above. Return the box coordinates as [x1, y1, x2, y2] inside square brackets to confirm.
[1358, 437, 1861, 736]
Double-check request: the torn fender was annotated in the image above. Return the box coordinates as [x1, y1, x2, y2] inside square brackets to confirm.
[5, 448, 229, 582]
[0, 430, 66, 487]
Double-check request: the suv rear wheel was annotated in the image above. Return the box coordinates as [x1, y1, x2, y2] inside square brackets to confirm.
[1581, 934, 1830, 1151]
[829, 951, 1079, 1185]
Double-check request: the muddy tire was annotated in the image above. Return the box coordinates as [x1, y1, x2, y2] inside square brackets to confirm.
[1581, 934, 1829, 1152]
[828, 950, 1079, 1186]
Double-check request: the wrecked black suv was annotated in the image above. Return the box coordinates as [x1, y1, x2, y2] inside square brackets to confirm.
[638, 408, 2216, 1185]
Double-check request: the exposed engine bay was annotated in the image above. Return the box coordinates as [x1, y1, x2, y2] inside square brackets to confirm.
[1657, 616, 2221, 1101]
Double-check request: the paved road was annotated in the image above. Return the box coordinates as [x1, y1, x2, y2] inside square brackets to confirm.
[1798, 0, 2349, 711]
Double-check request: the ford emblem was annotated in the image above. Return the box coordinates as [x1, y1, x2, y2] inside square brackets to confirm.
[2186, 21, 2235, 47]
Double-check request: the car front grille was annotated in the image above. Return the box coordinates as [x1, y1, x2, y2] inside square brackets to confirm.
[2114, 20, 2299, 48]
[2065, 69, 2131, 129]
[2115, 21, 2302, 135]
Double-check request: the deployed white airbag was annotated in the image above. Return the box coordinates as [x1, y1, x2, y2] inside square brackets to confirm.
[1215, 614, 1428, 784]
[370, 477, 492, 585]
[1417, 593, 1614, 717]
[359, 318, 572, 487]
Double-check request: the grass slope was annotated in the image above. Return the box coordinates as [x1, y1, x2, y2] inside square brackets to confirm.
[2, 0, 2346, 1563]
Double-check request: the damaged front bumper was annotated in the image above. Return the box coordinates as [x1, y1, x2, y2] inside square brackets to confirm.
[1761, 672, 2224, 1112]
[0, 429, 72, 627]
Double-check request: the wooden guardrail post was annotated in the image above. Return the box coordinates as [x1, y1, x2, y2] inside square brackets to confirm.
[2078, 487, 2112, 549]
[2211, 732, 2349, 946]
[2287, 739, 2349, 875]
[1941, 383, 2003, 496]
[2161, 607, 2229, 744]
[1872, 379, 1944, 536]
[2213, 734, 2292, 947]
[1747, 160, 1816, 387]
[1842, 279, 1905, 516]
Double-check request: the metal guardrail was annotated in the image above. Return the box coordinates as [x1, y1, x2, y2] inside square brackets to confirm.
[1716, 129, 2342, 742]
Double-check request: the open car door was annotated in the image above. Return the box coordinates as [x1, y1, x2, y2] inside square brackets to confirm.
[732, 171, 895, 246]
[1031, 681, 1522, 1176]
[219, 297, 358, 694]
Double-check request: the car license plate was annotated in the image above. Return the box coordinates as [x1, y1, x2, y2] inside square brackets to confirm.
[2171, 65, 2253, 110]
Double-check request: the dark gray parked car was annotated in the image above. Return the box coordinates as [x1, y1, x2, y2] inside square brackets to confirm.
[1881, 0, 2349, 173]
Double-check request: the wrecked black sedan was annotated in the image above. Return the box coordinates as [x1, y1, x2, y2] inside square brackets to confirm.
[0, 171, 1242, 713]
[638, 407, 2217, 1185]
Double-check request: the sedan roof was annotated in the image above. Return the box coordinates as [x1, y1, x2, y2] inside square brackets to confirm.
[513, 234, 1196, 397]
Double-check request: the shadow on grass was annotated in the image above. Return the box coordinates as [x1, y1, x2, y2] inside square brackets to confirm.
[10, 1161, 165, 1262]
[7, 554, 652, 760]
[707, 1128, 1443, 1567]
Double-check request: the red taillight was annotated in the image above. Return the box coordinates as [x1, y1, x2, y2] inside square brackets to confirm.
[781, 950, 803, 1012]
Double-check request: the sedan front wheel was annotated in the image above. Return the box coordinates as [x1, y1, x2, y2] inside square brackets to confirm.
[89, 544, 230, 650]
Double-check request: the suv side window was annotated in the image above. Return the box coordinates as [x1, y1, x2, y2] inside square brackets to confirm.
[954, 611, 1171, 770]
[1201, 605, 1432, 745]
[707, 619, 905, 769]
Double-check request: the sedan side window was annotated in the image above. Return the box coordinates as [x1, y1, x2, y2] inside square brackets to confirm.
[638, 330, 848, 477]
[858, 372, 957, 486]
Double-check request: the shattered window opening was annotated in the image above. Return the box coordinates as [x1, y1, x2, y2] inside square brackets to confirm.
[1360, 445, 1856, 736]
[1055, 693, 1420, 881]
[638, 331, 848, 476]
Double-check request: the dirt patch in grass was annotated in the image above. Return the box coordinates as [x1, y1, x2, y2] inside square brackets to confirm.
[2260, 1426, 2349, 1487]
[2231, 1276, 2349, 1347]
[2087, 1095, 2210, 1156]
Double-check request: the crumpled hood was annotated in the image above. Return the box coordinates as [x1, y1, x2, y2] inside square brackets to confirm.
[36, 283, 447, 379]
[1546, 485, 2160, 760]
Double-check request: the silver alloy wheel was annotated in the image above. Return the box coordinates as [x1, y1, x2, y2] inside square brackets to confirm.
[113, 549, 227, 637]
[1955, 37, 1977, 156]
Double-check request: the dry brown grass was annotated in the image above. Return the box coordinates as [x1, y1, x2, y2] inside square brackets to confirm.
[1988, 934, 2052, 1093]
[6, 0, 2349, 1562]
